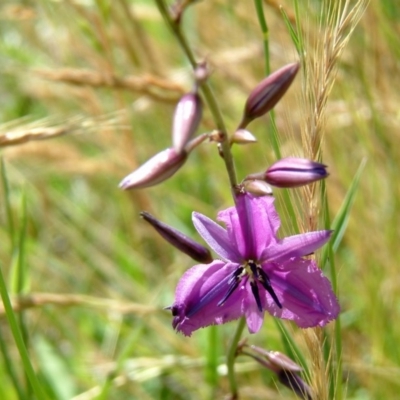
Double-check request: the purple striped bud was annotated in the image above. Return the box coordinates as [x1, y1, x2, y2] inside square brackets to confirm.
[140, 212, 213, 263]
[172, 92, 202, 154]
[244, 157, 328, 188]
[249, 347, 303, 372]
[240, 346, 312, 400]
[119, 148, 187, 190]
[238, 62, 300, 129]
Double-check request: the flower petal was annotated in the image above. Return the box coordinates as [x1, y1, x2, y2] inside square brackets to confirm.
[192, 212, 241, 262]
[243, 287, 265, 333]
[171, 261, 246, 336]
[218, 193, 280, 260]
[261, 230, 332, 263]
[262, 259, 340, 327]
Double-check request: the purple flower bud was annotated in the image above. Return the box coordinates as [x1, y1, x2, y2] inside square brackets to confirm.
[241, 346, 312, 400]
[277, 370, 313, 400]
[250, 347, 302, 372]
[265, 157, 328, 188]
[230, 129, 257, 145]
[172, 92, 202, 154]
[119, 148, 187, 190]
[244, 157, 328, 188]
[238, 62, 300, 129]
[140, 212, 213, 263]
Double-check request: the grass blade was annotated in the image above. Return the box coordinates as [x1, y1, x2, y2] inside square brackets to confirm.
[0, 261, 50, 400]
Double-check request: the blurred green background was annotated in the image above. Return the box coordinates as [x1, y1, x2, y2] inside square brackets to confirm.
[0, 0, 399, 399]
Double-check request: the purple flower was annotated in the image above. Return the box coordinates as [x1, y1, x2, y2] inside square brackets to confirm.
[170, 193, 339, 336]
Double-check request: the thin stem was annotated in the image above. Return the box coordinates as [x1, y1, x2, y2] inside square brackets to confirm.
[226, 317, 246, 399]
[322, 181, 342, 400]
[153, 0, 238, 188]
[253, 0, 270, 75]
[0, 262, 49, 400]
[253, 0, 282, 159]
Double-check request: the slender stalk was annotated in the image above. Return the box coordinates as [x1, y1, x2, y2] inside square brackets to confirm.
[226, 317, 246, 399]
[0, 262, 49, 400]
[153, 0, 238, 188]
[322, 181, 342, 399]
[253, 0, 270, 76]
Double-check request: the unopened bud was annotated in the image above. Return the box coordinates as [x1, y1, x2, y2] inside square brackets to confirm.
[243, 180, 273, 197]
[244, 346, 312, 400]
[172, 92, 202, 154]
[238, 62, 300, 129]
[140, 212, 213, 263]
[277, 370, 312, 400]
[231, 129, 257, 145]
[250, 347, 302, 372]
[119, 148, 187, 190]
[244, 157, 328, 188]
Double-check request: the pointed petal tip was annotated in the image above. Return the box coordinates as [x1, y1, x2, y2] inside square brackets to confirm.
[118, 177, 131, 190]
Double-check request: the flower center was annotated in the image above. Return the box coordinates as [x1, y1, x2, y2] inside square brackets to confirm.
[218, 260, 282, 312]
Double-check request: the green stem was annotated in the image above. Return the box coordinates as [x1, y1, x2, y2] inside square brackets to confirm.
[0, 262, 49, 400]
[322, 182, 342, 400]
[226, 317, 246, 399]
[153, 0, 238, 189]
[253, 0, 270, 75]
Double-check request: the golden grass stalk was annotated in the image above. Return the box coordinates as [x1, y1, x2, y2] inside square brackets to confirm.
[298, 1, 369, 399]
[0, 292, 158, 316]
[35, 68, 185, 102]
[0, 113, 127, 148]
[300, 0, 369, 231]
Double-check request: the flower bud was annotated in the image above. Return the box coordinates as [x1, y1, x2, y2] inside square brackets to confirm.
[244, 157, 328, 188]
[119, 148, 187, 190]
[172, 92, 202, 154]
[242, 180, 273, 197]
[242, 346, 312, 400]
[250, 347, 302, 372]
[140, 211, 213, 263]
[230, 129, 257, 145]
[238, 62, 300, 129]
[277, 370, 312, 400]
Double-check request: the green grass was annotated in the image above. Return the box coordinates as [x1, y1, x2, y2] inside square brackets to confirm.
[0, 0, 399, 398]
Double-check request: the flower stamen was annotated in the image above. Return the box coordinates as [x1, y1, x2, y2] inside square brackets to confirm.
[249, 261, 282, 309]
[218, 267, 244, 306]
[250, 280, 263, 312]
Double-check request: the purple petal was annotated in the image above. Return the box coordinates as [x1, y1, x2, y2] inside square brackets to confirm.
[262, 259, 340, 328]
[192, 212, 241, 262]
[218, 194, 280, 260]
[261, 230, 332, 263]
[243, 290, 265, 333]
[171, 261, 246, 336]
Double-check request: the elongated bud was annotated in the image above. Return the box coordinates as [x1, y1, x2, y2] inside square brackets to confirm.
[172, 92, 202, 153]
[250, 347, 302, 372]
[244, 157, 328, 188]
[238, 62, 300, 129]
[231, 129, 257, 145]
[140, 212, 213, 263]
[241, 346, 312, 400]
[277, 370, 312, 400]
[119, 148, 187, 190]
